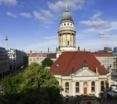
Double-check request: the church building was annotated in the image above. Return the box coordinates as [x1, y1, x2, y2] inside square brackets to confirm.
[51, 10, 111, 97]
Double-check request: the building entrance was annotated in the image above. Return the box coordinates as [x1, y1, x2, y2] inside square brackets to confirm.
[84, 87, 87, 95]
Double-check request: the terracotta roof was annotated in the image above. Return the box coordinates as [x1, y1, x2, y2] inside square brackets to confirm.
[51, 51, 108, 76]
[93, 52, 112, 57]
[28, 53, 48, 57]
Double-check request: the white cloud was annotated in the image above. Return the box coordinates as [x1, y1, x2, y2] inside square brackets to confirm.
[48, 0, 86, 12]
[26, 36, 57, 52]
[80, 12, 112, 30]
[90, 11, 102, 20]
[33, 10, 53, 24]
[80, 12, 117, 33]
[31, 0, 87, 24]
[6, 12, 17, 18]
[20, 12, 32, 18]
[79, 12, 117, 50]
[0, 0, 17, 6]
[81, 19, 112, 30]
[44, 35, 57, 40]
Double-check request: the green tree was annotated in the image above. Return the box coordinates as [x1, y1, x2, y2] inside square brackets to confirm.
[0, 63, 63, 104]
[42, 58, 53, 67]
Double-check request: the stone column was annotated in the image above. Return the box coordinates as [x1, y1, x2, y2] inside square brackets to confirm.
[96, 80, 100, 97]
[88, 81, 91, 95]
[80, 81, 83, 95]
[71, 81, 76, 96]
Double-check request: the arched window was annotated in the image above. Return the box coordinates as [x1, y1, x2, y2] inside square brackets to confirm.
[91, 81, 95, 92]
[101, 81, 105, 91]
[65, 82, 69, 93]
[76, 82, 79, 93]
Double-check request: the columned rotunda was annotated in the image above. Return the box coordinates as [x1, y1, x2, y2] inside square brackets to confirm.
[58, 10, 77, 52]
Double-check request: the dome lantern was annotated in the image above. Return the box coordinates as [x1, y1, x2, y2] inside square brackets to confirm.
[60, 10, 74, 23]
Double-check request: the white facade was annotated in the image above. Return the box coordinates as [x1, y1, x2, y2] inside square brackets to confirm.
[28, 53, 48, 65]
[8, 48, 28, 71]
[29, 56, 46, 65]
[95, 55, 117, 86]
[55, 66, 109, 97]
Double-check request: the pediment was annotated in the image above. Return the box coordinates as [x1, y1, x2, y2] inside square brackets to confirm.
[73, 67, 97, 77]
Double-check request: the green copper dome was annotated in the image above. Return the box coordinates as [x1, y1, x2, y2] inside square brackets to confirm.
[60, 10, 74, 23]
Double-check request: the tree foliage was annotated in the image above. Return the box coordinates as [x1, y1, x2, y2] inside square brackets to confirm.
[0, 63, 63, 104]
[42, 58, 53, 67]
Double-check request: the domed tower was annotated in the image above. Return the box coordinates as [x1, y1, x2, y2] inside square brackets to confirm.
[58, 10, 76, 52]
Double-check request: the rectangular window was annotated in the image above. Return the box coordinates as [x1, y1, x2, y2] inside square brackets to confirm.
[101, 81, 105, 91]
[91, 81, 95, 92]
[65, 82, 69, 93]
[76, 82, 79, 93]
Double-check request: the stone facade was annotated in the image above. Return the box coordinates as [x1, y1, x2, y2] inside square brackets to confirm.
[58, 10, 76, 52]
[28, 52, 48, 65]
[51, 51, 110, 97]
[54, 64, 109, 97]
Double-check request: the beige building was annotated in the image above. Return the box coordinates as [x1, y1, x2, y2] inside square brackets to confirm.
[93, 52, 117, 85]
[93, 52, 113, 69]
[28, 52, 48, 65]
[51, 51, 110, 97]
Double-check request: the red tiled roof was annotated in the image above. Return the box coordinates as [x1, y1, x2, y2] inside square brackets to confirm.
[93, 52, 112, 57]
[28, 53, 48, 57]
[51, 51, 108, 76]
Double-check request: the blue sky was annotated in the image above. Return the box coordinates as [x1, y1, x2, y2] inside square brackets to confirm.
[0, 0, 117, 52]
